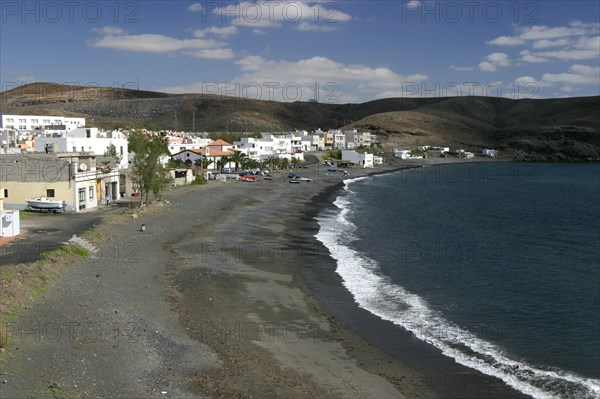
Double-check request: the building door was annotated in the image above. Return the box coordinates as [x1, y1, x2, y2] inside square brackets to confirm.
[78, 188, 86, 210]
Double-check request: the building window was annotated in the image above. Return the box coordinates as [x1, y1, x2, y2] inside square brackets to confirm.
[78, 188, 86, 202]
[19, 119, 26, 123]
[46, 189, 55, 198]
[3, 189, 8, 198]
[32, 119, 38, 123]
[89, 186, 94, 200]
[86, 129, 91, 138]
[72, 146, 77, 152]
[6, 118, 13, 123]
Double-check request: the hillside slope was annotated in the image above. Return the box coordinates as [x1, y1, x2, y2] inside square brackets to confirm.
[1, 83, 598, 160]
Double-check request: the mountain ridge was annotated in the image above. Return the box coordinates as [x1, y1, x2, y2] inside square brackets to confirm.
[1, 82, 598, 161]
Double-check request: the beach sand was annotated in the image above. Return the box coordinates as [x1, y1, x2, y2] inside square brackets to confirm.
[0, 159, 530, 398]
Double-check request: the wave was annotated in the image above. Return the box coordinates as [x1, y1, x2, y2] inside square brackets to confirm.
[315, 177, 600, 399]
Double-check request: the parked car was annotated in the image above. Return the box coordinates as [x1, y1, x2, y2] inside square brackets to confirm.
[288, 173, 300, 178]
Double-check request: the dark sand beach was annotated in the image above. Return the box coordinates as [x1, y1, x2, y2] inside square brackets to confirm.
[1, 159, 530, 398]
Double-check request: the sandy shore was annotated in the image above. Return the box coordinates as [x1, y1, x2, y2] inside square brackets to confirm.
[0, 158, 529, 398]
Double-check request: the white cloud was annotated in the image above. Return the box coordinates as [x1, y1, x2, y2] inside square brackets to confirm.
[531, 38, 571, 49]
[542, 64, 600, 85]
[197, 1, 351, 29]
[160, 55, 427, 102]
[519, 50, 550, 63]
[406, 1, 421, 10]
[487, 21, 600, 63]
[488, 24, 593, 46]
[194, 26, 239, 37]
[479, 52, 511, 72]
[90, 34, 226, 53]
[449, 66, 474, 72]
[487, 36, 525, 46]
[188, 3, 203, 12]
[185, 48, 236, 59]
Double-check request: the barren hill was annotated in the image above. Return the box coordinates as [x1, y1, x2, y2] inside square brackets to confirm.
[1, 83, 598, 160]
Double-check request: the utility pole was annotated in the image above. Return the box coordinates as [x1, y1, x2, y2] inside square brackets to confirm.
[192, 109, 196, 132]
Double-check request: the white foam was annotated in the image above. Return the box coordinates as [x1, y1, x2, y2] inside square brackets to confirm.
[315, 180, 600, 399]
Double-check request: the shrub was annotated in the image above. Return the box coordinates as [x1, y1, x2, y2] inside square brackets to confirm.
[191, 175, 207, 185]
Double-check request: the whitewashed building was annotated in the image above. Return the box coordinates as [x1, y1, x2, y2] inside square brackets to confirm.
[342, 150, 375, 168]
[1, 114, 85, 131]
[34, 128, 129, 169]
[394, 149, 412, 159]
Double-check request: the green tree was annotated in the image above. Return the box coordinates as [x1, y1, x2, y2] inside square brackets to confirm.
[217, 155, 231, 171]
[130, 131, 171, 205]
[229, 151, 249, 172]
[266, 156, 279, 172]
[279, 157, 289, 172]
[290, 156, 301, 170]
[103, 143, 122, 169]
[167, 158, 185, 168]
[194, 157, 213, 170]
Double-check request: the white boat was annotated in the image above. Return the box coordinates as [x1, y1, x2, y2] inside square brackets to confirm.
[26, 197, 66, 211]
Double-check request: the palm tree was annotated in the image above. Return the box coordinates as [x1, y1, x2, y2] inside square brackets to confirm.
[290, 156, 300, 170]
[194, 157, 213, 170]
[217, 155, 231, 171]
[229, 151, 248, 172]
[245, 159, 260, 170]
[279, 157, 289, 172]
[266, 156, 279, 173]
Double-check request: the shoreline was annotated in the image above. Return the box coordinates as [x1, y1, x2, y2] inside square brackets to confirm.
[0, 158, 532, 398]
[300, 163, 531, 398]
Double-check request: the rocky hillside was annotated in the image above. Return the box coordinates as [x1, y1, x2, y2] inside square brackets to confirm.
[1, 83, 598, 161]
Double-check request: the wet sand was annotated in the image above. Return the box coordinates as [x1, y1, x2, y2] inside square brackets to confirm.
[0, 159, 529, 398]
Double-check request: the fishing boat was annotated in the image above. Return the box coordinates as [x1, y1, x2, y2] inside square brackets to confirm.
[26, 197, 66, 212]
[263, 175, 273, 181]
[240, 176, 257, 182]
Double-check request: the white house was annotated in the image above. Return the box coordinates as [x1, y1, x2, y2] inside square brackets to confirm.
[394, 149, 412, 159]
[345, 130, 373, 149]
[166, 134, 212, 154]
[1, 114, 85, 131]
[34, 128, 129, 169]
[172, 140, 235, 170]
[342, 150, 375, 168]
[233, 137, 274, 160]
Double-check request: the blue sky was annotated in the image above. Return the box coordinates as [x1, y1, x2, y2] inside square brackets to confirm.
[1, 1, 599, 103]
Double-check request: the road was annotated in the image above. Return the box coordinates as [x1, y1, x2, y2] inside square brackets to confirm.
[1, 205, 124, 266]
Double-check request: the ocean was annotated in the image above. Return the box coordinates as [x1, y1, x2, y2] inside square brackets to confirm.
[316, 162, 600, 399]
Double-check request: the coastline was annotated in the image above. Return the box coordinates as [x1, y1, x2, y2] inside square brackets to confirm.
[0, 158, 531, 398]
[301, 165, 531, 399]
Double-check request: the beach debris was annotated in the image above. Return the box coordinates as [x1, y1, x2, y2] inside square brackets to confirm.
[140, 224, 146, 232]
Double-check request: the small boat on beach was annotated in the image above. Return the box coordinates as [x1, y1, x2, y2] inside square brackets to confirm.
[288, 178, 301, 184]
[240, 176, 257, 182]
[26, 197, 66, 212]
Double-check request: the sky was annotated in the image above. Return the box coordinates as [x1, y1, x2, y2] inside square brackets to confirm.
[1, 1, 599, 103]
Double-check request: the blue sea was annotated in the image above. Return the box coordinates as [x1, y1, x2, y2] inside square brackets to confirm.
[316, 162, 600, 399]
